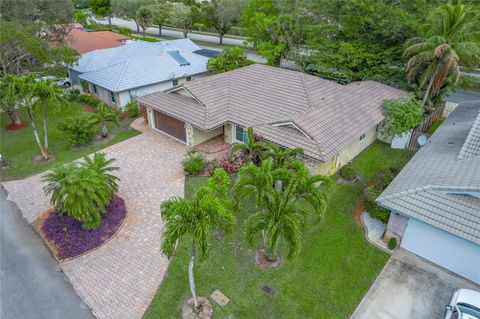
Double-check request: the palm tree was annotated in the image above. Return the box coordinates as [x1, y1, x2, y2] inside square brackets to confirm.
[43, 153, 119, 229]
[262, 142, 304, 169]
[89, 103, 120, 138]
[246, 182, 306, 261]
[404, 2, 480, 109]
[33, 79, 64, 158]
[229, 127, 269, 164]
[160, 186, 235, 311]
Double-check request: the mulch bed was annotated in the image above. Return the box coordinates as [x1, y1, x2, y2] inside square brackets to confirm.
[6, 120, 28, 131]
[32, 154, 55, 164]
[354, 199, 365, 228]
[35, 196, 127, 261]
[255, 249, 282, 269]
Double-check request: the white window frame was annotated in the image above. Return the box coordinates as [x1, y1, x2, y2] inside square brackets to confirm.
[234, 125, 247, 143]
[359, 133, 366, 142]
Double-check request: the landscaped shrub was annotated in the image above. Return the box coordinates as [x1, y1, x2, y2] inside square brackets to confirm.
[208, 151, 247, 174]
[364, 186, 390, 223]
[42, 153, 119, 229]
[388, 237, 397, 250]
[182, 149, 205, 175]
[79, 94, 101, 109]
[57, 117, 95, 147]
[118, 27, 132, 36]
[340, 163, 357, 180]
[367, 168, 396, 191]
[125, 102, 140, 118]
[42, 196, 127, 260]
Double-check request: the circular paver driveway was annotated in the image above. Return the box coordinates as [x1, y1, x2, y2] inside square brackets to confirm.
[3, 127, 186, 319]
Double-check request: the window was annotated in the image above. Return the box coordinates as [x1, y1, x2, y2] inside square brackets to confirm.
[172, 79, 178, 86]
[186, 76, 192, 81]
[359, 133, 366, 141]
[235, 125, 248, 143]
[110, 91, 116, 103]
[92, 84, 97, 94]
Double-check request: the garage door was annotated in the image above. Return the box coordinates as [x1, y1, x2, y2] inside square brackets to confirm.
[154, 111, 186, 142]
[401, 218, 480, 284]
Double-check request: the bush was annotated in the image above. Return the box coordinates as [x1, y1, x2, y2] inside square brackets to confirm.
[125, 102, 140, 118]
[118, 27, 132, 36]
[388, 237, 397, 250]
[182, 149, 205, 175]
[79, 94, 101, 108]
[208, 150, 247, 174]
[57, 117, 95, 147]
[364, 186, 390, 223]
[130, 35, 160, 42]
[367, 168, 397, 191]
[340, 164, 356, 180]
[381, 97, 424, 137]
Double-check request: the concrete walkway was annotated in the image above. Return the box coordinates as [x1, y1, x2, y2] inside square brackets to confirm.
[0, 187, 94, 319]
[2, 121, 186, 319]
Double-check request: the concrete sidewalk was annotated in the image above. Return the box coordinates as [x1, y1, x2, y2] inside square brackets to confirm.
[0, 187, 93, 319]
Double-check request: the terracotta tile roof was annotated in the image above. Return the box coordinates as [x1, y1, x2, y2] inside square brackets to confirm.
[65, 29, 129, 54]
[137, 64, 407, 161]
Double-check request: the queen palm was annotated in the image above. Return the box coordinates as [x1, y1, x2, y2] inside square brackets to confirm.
[229, 127, 269, 164]
[246, 182, 308, 261]
[262, 142, 304, 169]
[404, 2, 480, 109]
[160, 185, 235, 312]
[89, 103, 120, 138]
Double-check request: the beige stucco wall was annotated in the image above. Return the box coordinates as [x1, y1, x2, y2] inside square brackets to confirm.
[192, 126, 223, 146]
[90, 83, 118, 108]
[224, 123, 233, 144]
[317, 126, 378, 176]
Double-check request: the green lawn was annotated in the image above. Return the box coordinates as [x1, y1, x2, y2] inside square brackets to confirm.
[0, 100, 140, 181]
[144, 142, 412, 319]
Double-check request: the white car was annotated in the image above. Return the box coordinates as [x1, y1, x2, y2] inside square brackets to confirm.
[445, 289, 480, 319]
[38, 76, 71, 88]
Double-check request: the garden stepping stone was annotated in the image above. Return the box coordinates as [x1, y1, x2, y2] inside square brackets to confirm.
[210, 289, 230, 307]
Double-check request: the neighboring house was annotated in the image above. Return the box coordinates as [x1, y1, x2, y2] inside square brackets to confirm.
[377, 102, 480, 284]
[70, 39, 209, 109]
[136, 64, 407, 175]
[65, 26, 129, 55]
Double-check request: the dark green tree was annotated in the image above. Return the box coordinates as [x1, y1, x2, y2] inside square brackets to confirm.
[207, 47, 252, 74]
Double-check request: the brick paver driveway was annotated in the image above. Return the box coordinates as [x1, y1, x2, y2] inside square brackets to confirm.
[3, 123, 186, 319]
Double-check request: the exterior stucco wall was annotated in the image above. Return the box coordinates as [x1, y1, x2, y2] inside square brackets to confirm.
[90, 83, 118, 108]
[224, 123, 233, 144]
[192, 126, 223, 146]
[317, 125, 378, 176]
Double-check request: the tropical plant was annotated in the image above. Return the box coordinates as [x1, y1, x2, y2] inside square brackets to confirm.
[125, 101, 140, 118]
[89, 103, 120, 138]
[0, 75, 23, 126]
[262, 142, 304, 169]
[381, 97, 424, 137]
[229, 127, 268, 164]
[136, 6, 153, 37]
[57, 117, 95, 146]
[182, 149, 205, 175]
[160, 182, 235, 311]
[246, 181, 312, 261]
[207, 47, 252, 74]
[404, 2, 480, 109]
[388, 237, 397, 250]
[42, 153, 119, 229]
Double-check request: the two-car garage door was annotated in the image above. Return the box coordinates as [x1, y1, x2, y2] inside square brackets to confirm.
[401, 218, 480, 284]
[154, 110, 186, 142]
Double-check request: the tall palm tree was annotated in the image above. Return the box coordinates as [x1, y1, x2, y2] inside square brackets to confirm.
[404, 2, 480, 109]
[160, 186, 235, 311]
[89, 103, 120, 138]
[229, 127, 269, 164]
[246, 182, 306, 261]
[262, 142, 304, 169]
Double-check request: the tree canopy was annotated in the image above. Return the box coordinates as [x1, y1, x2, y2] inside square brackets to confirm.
[381, 97, 424, 137]
[207, 47, 253, 74]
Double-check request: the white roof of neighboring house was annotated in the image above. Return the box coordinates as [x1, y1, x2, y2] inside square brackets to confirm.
[74, 39, 208, 92]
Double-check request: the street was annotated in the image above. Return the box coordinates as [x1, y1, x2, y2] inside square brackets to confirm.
[0, 187, 93, 319]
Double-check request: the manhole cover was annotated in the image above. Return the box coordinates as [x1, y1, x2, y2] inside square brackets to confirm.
[261, 285, 276, 296]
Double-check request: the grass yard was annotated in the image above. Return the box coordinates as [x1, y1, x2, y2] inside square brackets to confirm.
[0, 100, 140, 181]
[144, 141, 412, 319]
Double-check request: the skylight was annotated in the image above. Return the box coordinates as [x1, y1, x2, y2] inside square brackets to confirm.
[168, 50, 190, 66]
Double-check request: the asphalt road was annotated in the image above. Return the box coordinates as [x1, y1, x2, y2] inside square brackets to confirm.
[446, 89, 480, 104]
[97, 17, 249, 47]
[0, 187, 93, 319]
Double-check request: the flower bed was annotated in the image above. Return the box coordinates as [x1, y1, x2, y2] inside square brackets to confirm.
[40, 196, 127, 261]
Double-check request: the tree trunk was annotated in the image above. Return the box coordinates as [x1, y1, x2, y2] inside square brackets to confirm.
[7, 111, 21, 126]
[158, 24, 162, 36]
[219, 33, 223, 45]
[189, 245, 199, 310]
[135, 20, 140, 32]
[422, 75, 435, 107]
[142, 28, 145, 37]
[101, 123, 108, 138]
[27, 108, 47, 159]
[108, 15, 112, 27]
[42, 105, 49, 158]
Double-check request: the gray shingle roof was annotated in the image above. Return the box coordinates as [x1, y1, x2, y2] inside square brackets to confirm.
[458, 111, 480, 159]
[137, 64, 407, 161]
[74, 39, 208, 92]
[377, 102, 480, 245]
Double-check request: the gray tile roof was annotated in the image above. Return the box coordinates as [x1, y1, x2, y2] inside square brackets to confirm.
[377, 102, 480, 245]
[74, 39, 208, 92]
[137, 64, 407, 161]
[458, 111, 480, 159]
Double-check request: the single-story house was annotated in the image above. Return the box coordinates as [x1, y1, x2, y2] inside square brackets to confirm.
[70, 39, 209, 109]
[64, 25, 129, 55]
[377, 102, 480, 284]
[136, 64, 407, 175]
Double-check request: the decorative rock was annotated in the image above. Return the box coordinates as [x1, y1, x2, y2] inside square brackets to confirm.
[210, 289, 230, 307]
